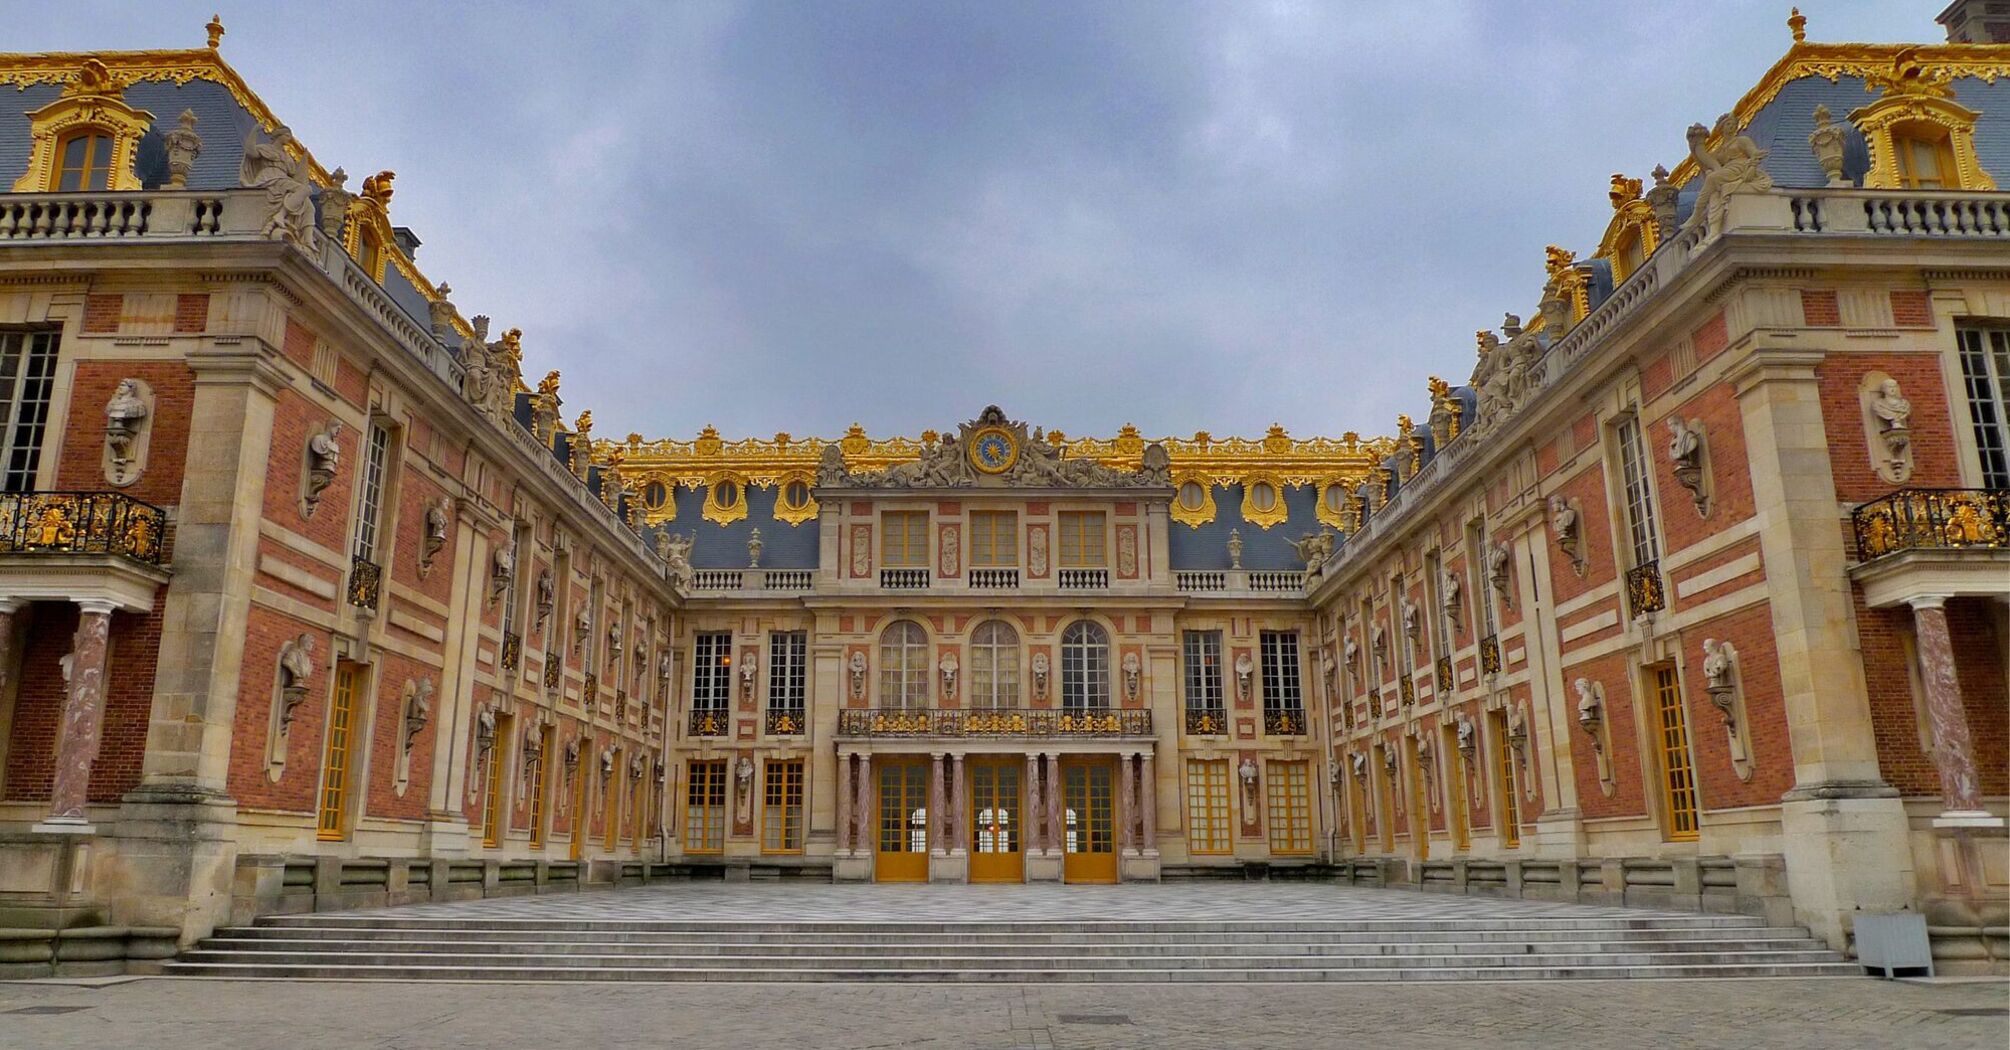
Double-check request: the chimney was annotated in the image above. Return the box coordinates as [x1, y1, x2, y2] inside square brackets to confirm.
[1937, 0, 2010, 43]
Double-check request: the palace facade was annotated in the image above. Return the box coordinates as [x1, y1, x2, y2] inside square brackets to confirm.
[0, 8, 2005, 975]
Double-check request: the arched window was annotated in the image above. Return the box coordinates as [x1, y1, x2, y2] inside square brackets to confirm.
[879, 620, 929, 709]
[53, 129, 114, 192]
[1893, 122, 1958, 189]
[1060, 620, 1108, 712]
[968, 620, 1019, 709]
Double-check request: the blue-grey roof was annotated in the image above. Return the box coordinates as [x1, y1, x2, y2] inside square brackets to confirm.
[1167, 482, 1328, 571]
[664, 483, 819, 570]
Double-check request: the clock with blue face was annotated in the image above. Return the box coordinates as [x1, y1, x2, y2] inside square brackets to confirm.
[969, 426, 1019, 474]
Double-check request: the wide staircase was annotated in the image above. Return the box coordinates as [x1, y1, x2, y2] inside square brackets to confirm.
[167, 910, 1857, 982]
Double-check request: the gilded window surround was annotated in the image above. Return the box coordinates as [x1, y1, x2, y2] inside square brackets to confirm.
[1594, 174, 1662, 285]
[1315, 477, 1356, 532]
[11, 59, 153, 193]
[700, 471, 749, 526]
[1169, 473, 1218, 529]
[1239, 471, 1290, 530]
[771, 472, 818, 527]
[1849, 93, 1997, 191]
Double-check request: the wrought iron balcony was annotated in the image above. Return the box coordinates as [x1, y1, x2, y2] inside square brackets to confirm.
[689, 708, 729, 737]
[499, 631, 521, 672]
[1479, 634, 1501, 676]
[1852, 487, 2007, 561]
[837, 707, 1152, 739]
[346, 555, 381, 610]
[1435, 655, 1454, 695]
[1624, 560, 1667, 618]
[1185, 708, 1227, 735]
[1263, 708, 1307, 736]
[1399, 675, 1416, 707]
[582, 672, 598, 702]
[542, 653, 562, 690]
[765, 708, 806, 735]
[0, 491, 166, 566]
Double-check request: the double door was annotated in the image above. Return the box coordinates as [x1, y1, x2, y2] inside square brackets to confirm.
[874, 758, 930, 882]
[968, 758, 1022, 883]
[1061, 756, 1117, 883]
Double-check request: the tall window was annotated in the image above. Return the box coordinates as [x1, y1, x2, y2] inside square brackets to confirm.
[1893, 125, 1958, 189]
[1468, 522, 1498, 639]
[766, 631, 807, 729]
[527, 723, 553, 850]
[498, 521, 526, 643]
[1425, 551, 1453, 661]
[1182, 630, 1225, 730]
[968, 620, 1019, 709]
[316, 663, 362, 841]
[1651, 664, 1701, 841]
[879, 620, 929, 709]
[1057, 511, 1106, 567]
[0, 331, 59, 493]
[762, 758, 805, 853]
[1266, 760, 1312, 855]
[1615, 414, 1660, 569]
[881, 510, 929, 567]
[353, 422, 392, 564]
[1185, 759, 1231, 855]
[481, 711, 513, 848]
[1492, 711, 1521, 849]
[54, 130, 114, 191]
[685, 759, 726, 853]
[969, 510, 1018, 566]
[1259, 630, 1303, 717]
[691, 632, 732, 716]
[1060, 620, 1109, 711]
[1957, 325, 2010, 489]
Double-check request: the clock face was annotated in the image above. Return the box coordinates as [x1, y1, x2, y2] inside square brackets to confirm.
[969, 426, 1018, 474]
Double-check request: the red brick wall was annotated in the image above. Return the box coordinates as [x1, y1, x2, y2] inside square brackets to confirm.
[1566, 650, 1650, 821]
[1681, 603, 1794, 810]
[1546, 463, 1616, 606]
[1816, 351, 1963, 502]
[228, 607, 328, 812]
[1800, 290, 1840, 327]
[55, 361, 196, 507]
[361, 652, 435, 823]
[1649, 381, 1754, 554]
[1, 602, 162, 804]
[1856, 595, 1939, 797]
[263, 388, 358, 555]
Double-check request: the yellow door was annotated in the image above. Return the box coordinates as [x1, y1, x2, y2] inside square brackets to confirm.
[1061, 757, 1117, 884]
[968, 758, 1023, 883]
[874, 758, 930, 882]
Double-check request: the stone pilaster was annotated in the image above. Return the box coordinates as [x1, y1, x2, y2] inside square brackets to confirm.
[1024, 752, 1043, 852]
[1138, 752, 1157, 854]
[834, 751, 852, 854]
[949, 752, 966, 852]
[1117, 752, 1136, 854]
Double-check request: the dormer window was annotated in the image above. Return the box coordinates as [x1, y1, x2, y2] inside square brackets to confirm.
[1893, 123, 1957, 189]
[54, 130, 114, 191]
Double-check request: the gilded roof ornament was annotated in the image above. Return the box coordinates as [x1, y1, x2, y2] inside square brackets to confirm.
[206, 14, 225, 50]
[1608, 173, 1643, 209]
[536, 370, 561, 401]
[360, 170, 395, 209]
[1787, 7, 1805, 45]
[63, 58, 120, 97]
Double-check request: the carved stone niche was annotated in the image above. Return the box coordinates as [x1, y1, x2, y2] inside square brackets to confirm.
[1666, 416, 1711, 517]
[266, 632, 316, 777]
[1702, 638, 1754, 781]
[1860, 373, 1915, 484]
[1548, 495, 1587, 577]
[300, 420, 343, 519]
[1573, 677, 1615, 796]
[849, 650, 869, 701]
[102, 378, 154, 487]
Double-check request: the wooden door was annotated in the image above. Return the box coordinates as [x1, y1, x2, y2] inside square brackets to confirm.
[874, 757, 930, 882]
[1060, 756, 1117, 883]
[968, 757, 1023, 883]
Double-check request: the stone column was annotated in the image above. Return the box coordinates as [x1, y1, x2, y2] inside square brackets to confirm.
[835, 752, 853, 854]
[1024, 752, 1043, 852]
[950, 752, 967, 852]
[854, 753, 873, 854]
[40, 601, 117, 829]
[1046, 753, 1064, 854]
[1117, 752, 1135, 854]
[1909, 597, 1986, 818]
[1139, 751, 1157, 854]
[929, 752, 946, 854]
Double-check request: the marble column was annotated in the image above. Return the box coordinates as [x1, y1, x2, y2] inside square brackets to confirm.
[43, 601, 116, 828]
[1138, 752, 1157, 854]
[1025, 752, 1043, 852]
[1117, 753, 1135, 854]
[835, 752, 853, 854]
[929, 753, 946, 854]
[1046, 753, 1064, 854]
[1910, 597, 1986, 818]
[854, 753, 873, 854]
[950, 752, 967, 851]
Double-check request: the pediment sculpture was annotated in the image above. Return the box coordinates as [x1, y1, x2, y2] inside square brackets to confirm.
[818, 406, 1172, 489]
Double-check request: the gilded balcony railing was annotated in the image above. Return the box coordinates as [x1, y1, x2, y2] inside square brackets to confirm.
[837, 707, 1153, 738]
[582, 673, 598, 703]
[765, 708, 806, 735]
[1852, 487, 2008, 561]
[1399, 674, 1416, 707]
[1435, 655, 1454, 694]
[346, 555, 382, 610]
[1263, 708, 1307, 736]
[1185, 708, 1228, 735]
[0, 491, 167, 565]
[542, 653, 562, 690]
[688, 708, 729, 737]
[1479, 634, 1501, 676]
[1624, 560, 1667, 618]
[499, 631, 521, 672]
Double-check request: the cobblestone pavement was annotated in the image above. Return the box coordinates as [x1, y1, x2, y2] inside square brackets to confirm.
[0, 975, 2003, 1049]
[338, 880, 1694, 923]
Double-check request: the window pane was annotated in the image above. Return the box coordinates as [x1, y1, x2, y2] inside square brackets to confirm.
[1060, 621, 1108, 710]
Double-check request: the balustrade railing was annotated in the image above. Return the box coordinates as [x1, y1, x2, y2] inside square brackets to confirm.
[1057, 568, 1108, 590]
[837, 707, 1153, 738]
[688, 708, 729, 737]
[1851, 487, 2007, 561]
[763, 569, 814, 590]
[1479, 634, 1501, 676]
[1247, 571, 1305, 593]
[881, 567, 930, 590]
[968, 567, 1019, 589]
[499, 631, 521, 672]
[1263, 708, 1307, 736]
[1185, 708, 1228, 735]
[765, 708, 806, 735]
[346, 556, 382, 611]
[1624, 560, 1667, 619]
[1175, 570, 1227, 592]
[0, 490, 167, 566]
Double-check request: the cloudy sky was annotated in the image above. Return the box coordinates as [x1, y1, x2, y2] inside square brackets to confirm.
[32, 2, 1931, 442]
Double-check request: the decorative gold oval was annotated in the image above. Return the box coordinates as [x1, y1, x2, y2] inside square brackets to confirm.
[701, 472, 748, 526]
[771, 472, 819, 526]
[1170, 474, 1217, 528]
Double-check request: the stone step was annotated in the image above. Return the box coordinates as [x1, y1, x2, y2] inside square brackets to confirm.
[194, 936, 1828, 958]
[247, 915, 1777, 935]
[213, 923, 1818, 946]
[160, 959, 1865, 982]
[174, 947, 1847, 970]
